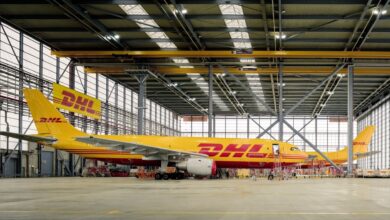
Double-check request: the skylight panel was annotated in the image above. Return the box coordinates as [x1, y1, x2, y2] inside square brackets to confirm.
[136, 19, 158, 28]
[119, 4, 230, 112]
[224, 19, 248, 28]
[119, 5, 149, 15]
[146, 31, 169, 39]
[219, 4, 267, 112]
[245, 74, 267, 111]
[219, 4, 244, 15]
[229, 32, 250, 39]
[233, 42, 252, 49]
[156, 42, 177, 49]
[186, 73, 230, 111]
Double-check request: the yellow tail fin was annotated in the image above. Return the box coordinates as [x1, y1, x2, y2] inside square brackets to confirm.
[353, 125, 375, 154]
[23, 88, 85, 137]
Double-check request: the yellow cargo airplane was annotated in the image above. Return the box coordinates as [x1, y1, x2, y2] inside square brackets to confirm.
[0, 89, 375, 179]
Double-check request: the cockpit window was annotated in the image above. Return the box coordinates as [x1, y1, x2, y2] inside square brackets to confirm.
[290, 147, 300, 152]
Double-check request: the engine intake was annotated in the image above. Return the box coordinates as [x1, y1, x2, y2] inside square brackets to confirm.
[176, 158, 216, 176]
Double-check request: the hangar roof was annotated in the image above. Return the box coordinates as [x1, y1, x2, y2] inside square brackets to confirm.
[1, 0, 389, 116]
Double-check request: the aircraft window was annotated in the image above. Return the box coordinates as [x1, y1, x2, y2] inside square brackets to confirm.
[290, 147, 300, 151]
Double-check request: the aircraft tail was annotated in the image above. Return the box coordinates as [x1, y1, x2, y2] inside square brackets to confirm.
[23, 88, 85, 137]
[352, 125, 375, 154]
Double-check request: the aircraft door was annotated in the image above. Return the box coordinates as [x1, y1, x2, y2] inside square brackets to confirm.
[272, 144, 280, 156]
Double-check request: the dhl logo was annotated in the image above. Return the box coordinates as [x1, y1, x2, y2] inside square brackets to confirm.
[60, 91, 96, 115]
[198, 143, 267, 158]
[37, 117, 64, 123]
[53, 83, 101, 119]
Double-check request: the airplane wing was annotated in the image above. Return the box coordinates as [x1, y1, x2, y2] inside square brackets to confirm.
[0, 131, 57, 143]
[75, 136, 208, 159]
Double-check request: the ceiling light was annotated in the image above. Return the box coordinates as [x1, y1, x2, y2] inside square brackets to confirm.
[201, 108, 208, 112]
[168, 82, 178, 87]
[337, 73, 345, 78]
[181, 9, 188, 14]
[372, 8, 387, 15]
[188, 97, 196, 102]
[273, 32, 286, 39]
[230, 91, 237, 95]
[320, 104, 326, 107]
[327, 91, 334, 95]
[114, 34, 120, 39]
[277, 83, 286, 87]
[238, 103, 244, 107]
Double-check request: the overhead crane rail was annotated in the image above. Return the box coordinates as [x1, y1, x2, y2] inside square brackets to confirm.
[52, 50, 390, 59]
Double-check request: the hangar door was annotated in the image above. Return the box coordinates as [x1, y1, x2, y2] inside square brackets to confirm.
[41, 151, 53, 176]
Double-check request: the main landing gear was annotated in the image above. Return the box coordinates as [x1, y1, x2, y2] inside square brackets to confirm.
[154, 172, 184, 180]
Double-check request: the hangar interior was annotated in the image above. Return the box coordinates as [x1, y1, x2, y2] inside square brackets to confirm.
[0, 1, 389, 178]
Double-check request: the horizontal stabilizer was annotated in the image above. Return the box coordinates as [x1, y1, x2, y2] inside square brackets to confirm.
[355, 151, 381, 158]
[0, 131, 57, 143]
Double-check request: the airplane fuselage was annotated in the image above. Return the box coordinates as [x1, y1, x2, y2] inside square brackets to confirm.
[50, 135, 308, 169]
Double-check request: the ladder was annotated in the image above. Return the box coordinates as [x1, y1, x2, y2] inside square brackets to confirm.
[273, 153, 283, 180]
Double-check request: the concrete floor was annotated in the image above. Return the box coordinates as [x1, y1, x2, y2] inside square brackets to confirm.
[0, 178, 390, 220]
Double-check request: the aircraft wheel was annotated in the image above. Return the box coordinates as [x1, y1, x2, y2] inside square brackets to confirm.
[162, 173, 170, 180]
[155, 173, 162, 180]
[173, 174, 180, 180]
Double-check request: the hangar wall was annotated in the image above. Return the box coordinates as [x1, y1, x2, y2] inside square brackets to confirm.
[357, 98, 390, 169]
[0, 22, 180, 177]
[181, 115, 349, 152]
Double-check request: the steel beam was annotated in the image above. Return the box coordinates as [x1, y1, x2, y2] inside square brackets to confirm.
[0, 0, 375, 4]
[284, 64, 345, 116]
[105, 77, 109, 135]
[347, 65, 354, 175]
[283, 119, 340, 169]
[68, 60, 75, 176]
[52, 50, 390, 59]
[278, 62, 283, 141]
[55, 57, 60, 176]
[85, 66, 390, 75]
[17, 31, 23, 177]
[135, 74, 148, 135]
[248, 116, 277, 140]
[208, 65, 213, 137]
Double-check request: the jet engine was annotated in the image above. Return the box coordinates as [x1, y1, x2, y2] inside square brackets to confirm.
[176, 158, 217, 176]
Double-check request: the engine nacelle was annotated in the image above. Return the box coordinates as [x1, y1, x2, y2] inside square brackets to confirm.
[176, 158, 217, 176]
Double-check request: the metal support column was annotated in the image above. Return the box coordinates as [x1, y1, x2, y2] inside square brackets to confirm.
[94, 74, 99, 134]
[55, 57, 60, 176]
[114, 83, 119, 134]
[17, 32, 24, 177]
[105, 77, 109, 134]
[136, 74, 148, 135]
[37, 144, 42, 177]
[347, 65, 354, 175]
[208, 65, 213, 137]
[68, 60, 75, 176]
[247, 115, 250, 139]
[123, 87, 127, 133]
[278, 62, 284, 141]
[315, 117, 318, 147]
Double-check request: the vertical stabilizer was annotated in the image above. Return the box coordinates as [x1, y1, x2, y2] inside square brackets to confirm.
[23, 88, 85, 137]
